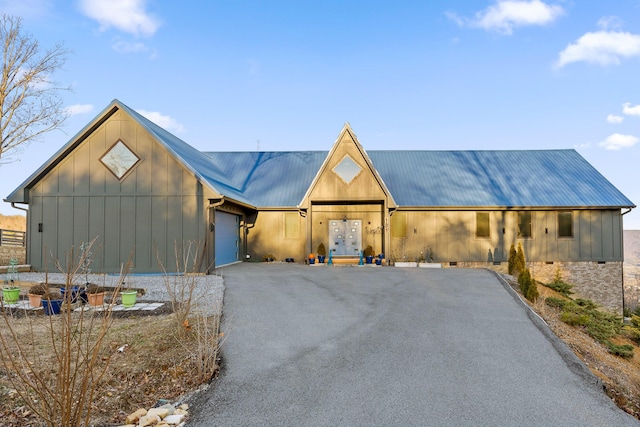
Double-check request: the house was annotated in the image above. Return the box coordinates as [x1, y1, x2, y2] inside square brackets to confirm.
[4, 99, 635, 312]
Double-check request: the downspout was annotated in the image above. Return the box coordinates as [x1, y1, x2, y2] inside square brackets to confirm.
[10, 202, 28, 213]
[621, 207, 633, 316]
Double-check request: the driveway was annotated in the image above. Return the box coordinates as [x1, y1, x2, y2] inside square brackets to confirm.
[188, 264, 638, 426]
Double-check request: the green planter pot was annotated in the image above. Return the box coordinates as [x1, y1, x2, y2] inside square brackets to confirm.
[2, 287, 20, 304]
[120, 290, 137, 308]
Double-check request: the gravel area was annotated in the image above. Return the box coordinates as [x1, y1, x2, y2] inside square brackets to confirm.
[13, 271, 225, 316]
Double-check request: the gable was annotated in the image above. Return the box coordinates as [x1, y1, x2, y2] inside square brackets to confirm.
[300, 124, 395, 208]
[23, 107, 209, 202]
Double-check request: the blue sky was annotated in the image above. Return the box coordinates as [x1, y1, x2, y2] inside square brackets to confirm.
[1, 0, 639, 229]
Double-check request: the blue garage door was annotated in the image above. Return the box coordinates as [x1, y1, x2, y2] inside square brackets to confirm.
[215, 211, 240, 266]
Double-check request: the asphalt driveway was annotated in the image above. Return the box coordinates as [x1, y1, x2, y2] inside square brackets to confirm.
[188, 264, 638, 426]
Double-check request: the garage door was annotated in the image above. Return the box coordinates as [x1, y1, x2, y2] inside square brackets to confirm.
[215, 211, 240, 267]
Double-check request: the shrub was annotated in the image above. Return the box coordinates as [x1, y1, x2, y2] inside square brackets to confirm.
[545, 297, 570, 309]
[507, 244, 517, 275]
[317, 243, 326, 256]
[560, 311, 590, 326]
[623, 315, 640, 345]
[514, 242, 526, 275]
[364, 245, 374, 257]
[518, 267, 538, 302]
[606, 342, 634, 359]
[545, 269, 574, 297]
[28, 283, 48, 295]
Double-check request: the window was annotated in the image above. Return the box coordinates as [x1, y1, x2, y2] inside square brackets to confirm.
[476, 212, 490, 238]
[391, 212, 407, 238]
[517, 212, 532, 238]
[557, 211, 573, 238]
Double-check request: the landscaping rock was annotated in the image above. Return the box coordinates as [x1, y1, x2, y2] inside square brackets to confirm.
[138, 414, 161, 426]
[119, 401, 189, 426]
[125, 408, 147, 424]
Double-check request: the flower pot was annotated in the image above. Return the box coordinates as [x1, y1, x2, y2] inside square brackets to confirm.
[87, 292, 106, 307]
[120, 290, 137, 308]
[61, 286, 87, 304]
[42, 299, 63, 315]
[375, 258, 382, 266]
[28, 293, 42, 308]
[365, 256, 374, 264]
[317, 255, 326, 263]
[2, 287, 20, 304]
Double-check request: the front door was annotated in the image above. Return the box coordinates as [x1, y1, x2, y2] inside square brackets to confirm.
[329, 219, 362, 256]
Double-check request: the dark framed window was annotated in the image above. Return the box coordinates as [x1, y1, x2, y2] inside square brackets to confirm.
[517, 212, 532, 238]
[558, 211, 573, 238]
[476, 212, 490, 238]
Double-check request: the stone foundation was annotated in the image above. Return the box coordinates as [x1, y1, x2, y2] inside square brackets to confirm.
[528, 261, 623, 314]
[0, 246, 26, 265]
[442, 260, 624, 314]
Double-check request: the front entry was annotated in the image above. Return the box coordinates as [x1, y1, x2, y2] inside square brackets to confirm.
[329, 219, 362, 256]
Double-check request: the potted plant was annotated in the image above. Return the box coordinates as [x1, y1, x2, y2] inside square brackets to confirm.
[263, 254, 275, 262]
[375, 253, 384, 266]
[119, 282, 137, 308]
[41, 290, 63, 315]
[27, 283, 48, 308]
[2, 284, 20, 304]
[364, 245, 375, 264]
[308, 253, 315, 265]
[86, 284, 106, 307]
[317, 243, 327, 263]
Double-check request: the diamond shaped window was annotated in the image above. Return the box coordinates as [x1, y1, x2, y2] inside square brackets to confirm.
[333, 155, 362, 184]
[100, 140, 140, 180]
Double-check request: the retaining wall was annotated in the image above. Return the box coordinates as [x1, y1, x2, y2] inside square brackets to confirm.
[0, 246, 26, 265]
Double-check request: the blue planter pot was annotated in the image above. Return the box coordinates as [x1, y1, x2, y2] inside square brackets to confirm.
[61, 286, 87, 304]
[42, 299, 63, 315]
[317, 255, 326, 263]
[365, 256, 374, 264]
[375, 258, 382, 265]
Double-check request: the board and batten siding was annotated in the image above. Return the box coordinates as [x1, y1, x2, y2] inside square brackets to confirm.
[390, 209, 623, 263]
[26, 110, 207, 273]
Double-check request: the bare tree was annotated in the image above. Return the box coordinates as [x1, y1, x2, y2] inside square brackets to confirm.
[0, 14, 70, 163]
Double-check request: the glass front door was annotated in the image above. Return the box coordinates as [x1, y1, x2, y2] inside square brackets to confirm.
[329, 219, 362, 256]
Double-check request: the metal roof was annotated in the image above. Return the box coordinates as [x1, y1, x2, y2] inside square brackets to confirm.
[367, 150, 634, 208]
[5, 99, 634, 210]
[200, 149, 634, 209]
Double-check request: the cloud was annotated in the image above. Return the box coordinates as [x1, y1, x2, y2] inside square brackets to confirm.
[556, 31, 640, 67]
[137, 110, 185, 134]
[606, 114, 624, 123]
[447, 0, 564, 35]
[597, 16, 623, 31]
[623, 102, 640, 116]
[112, 40, 148, 54]
[599, 133, 639, 150]
[65, 104, 94, 115]
[79, 0, 161, 37]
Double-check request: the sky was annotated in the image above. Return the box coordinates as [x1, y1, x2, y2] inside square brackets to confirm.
[0, 0, 639, 229]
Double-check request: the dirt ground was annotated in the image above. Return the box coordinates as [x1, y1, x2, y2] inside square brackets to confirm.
[0, 304, 219, 427]
[520, 282, 640, 420]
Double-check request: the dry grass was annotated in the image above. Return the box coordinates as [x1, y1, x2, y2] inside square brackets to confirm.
[528, 283, 640, 419]
[0, 310, 220, 426]
[0, 214, 26, 232]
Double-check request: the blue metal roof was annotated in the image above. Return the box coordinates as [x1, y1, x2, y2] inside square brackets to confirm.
[5, 99, 634, 211]
[198, 149, 633, 209]
[202, 151, 327, 207]
[367, 150, 634, 208]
